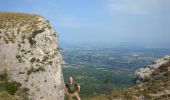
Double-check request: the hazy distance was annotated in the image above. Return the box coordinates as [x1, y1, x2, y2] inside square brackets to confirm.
[1, 0, 170, 48]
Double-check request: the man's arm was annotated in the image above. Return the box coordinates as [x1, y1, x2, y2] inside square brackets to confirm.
[65, 85, 70, 96]
[77, 84, 80, 93]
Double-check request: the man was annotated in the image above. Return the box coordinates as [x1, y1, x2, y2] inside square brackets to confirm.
[65, 76, 81, 100]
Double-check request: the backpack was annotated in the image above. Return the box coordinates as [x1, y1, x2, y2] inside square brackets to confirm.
[66, 83, 78, 93]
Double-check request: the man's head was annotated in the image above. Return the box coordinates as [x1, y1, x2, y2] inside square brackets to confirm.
[69, 76, 74, 83]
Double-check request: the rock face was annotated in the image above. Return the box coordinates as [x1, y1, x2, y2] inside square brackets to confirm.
[134, 55, 170, 83]
[0, 12, 64, 100]
[90, 55, 170, 100]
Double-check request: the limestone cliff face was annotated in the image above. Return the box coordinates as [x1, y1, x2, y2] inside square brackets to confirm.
[90, 56, 170, 100]
[0, 12, 64, 100]
[134, 55, 170, 83]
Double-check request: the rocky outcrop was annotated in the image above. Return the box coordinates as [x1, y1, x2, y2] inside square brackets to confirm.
[89, 55, 170, 100]
[0, 12, 64, 100]
[134, 55, 170, 83]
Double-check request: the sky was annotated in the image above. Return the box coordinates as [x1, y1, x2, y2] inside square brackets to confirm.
[0, 0, 170, 48]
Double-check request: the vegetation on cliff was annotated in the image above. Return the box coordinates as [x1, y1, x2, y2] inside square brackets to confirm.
[87, 56, 170, 100]
[0, 70, 29, 100]
[0, 12, 64, 100]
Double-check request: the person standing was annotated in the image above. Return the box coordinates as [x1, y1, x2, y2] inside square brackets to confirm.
[65, 76, 81, 100]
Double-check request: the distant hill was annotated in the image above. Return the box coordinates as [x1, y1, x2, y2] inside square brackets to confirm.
[0, 12, 64, 100]
[88, 55, 170, 100]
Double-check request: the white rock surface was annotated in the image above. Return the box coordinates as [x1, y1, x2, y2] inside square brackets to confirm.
[134, 55, 170, 83]
[0, 13, 64, 100]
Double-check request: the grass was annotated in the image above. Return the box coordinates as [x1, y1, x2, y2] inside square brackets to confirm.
[5, 81, 21, 95]
[27, 66, 45, 75]
[0, 12, 49, 43]
[0, 12, 47, 48]
[0, 70, 21, 95]
[87, 62, 170, 100]
[0, 12, 42, 29]
[0, 91, 16, 100]
[0, 70, 30, 99]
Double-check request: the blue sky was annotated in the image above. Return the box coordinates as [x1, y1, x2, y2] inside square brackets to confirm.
[0, 0, 170, 48]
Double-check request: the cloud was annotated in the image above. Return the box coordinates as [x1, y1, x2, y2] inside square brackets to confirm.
[106, 0, 170, 15]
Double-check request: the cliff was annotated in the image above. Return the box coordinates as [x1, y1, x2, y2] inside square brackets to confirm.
[0, 12, 64, 100]
[134, 55, 170, 84]
[89, 55, 170, 100]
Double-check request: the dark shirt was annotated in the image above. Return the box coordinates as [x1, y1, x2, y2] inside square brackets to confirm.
[65, 83, 78, 93]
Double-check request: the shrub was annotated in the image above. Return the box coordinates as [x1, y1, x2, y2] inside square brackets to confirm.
[27, 66, 45, 75]
[42, 56, 49, 62]
[30, 57, 36, 63]
[27, 36, 36, 47]
[0, 71, 8, 81]
[16, 55, 23, 63]
[6, 81, 21, 95]
[0, 71, 22, 95]
[143, 77, 151, 82]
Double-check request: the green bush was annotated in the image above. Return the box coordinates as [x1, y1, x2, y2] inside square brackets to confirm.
[0, 71, 8, 81]
[0, 71, 21, 95]
[30, 57, 36, 63]
[6, 81, 21, 95]
[16, 55, 23, 63]
[143, 77, 151, 82]
[27, 66, 45, 75]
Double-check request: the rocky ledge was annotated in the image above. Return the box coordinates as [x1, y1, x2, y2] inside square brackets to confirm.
[134, 55, 170, 84]
[90, 55, 170, 100]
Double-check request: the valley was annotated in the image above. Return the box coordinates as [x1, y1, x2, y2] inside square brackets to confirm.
[61, 47, 170, 97]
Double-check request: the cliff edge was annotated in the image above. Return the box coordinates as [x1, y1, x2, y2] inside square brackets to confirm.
[89, 55, 170, 100]
[0, 12, 64, 100]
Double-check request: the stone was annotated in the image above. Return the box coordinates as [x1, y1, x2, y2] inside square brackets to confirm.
[0, 12, 64, 100]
